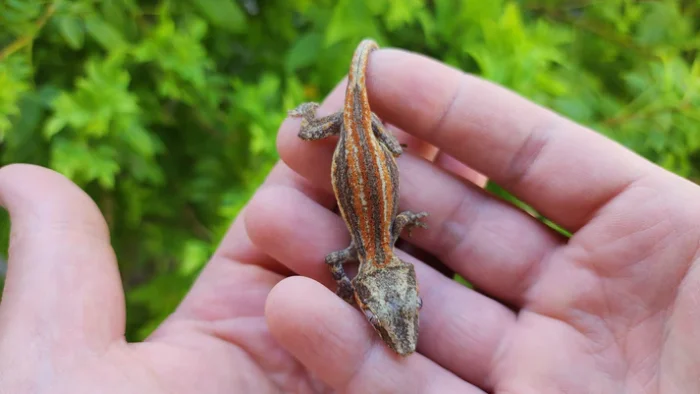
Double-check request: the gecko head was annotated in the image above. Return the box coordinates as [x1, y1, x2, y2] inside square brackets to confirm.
[353, 262, 421, 356]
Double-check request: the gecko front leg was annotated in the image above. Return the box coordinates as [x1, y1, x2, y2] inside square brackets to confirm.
[392, 211, 429, 244]
[289, 102, 343, 140]
[325, 243, 358, 304]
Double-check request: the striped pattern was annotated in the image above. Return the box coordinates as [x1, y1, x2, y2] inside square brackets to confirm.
[290, 38, 424, 356]
[331, 40, 399, 269]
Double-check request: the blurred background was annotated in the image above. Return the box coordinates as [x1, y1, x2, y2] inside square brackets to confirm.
[0, 0, 698, 340]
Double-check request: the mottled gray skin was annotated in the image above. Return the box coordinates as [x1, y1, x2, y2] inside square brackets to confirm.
[354, 257, 422, 356]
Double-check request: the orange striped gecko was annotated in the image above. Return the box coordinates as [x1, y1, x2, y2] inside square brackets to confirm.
[289, 39, 428, 356]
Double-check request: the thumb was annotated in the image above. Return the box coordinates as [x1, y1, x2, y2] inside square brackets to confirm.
[0, 164, 125, 351]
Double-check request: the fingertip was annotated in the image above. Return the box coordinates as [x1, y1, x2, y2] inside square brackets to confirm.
[265, 276, 477, 393]
[265, 276, 371, 387]
[275, 115, 303, 163]
[265, 275, 355, 347]
[0, 163, 80, 198]
[0, 163, 124, 346]
[0, 163, 108, 235]
[244, 186, 319, 255]
[265, 276, 326, 331]
[244, 184, 347, 285]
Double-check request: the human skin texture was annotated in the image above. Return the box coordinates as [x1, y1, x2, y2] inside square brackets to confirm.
[0, 47, 699, 393]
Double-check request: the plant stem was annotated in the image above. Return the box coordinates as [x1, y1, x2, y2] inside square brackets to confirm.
[0, 2, 57, 62]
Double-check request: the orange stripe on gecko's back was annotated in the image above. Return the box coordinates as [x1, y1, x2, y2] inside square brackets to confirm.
[337, 92, 397, 267]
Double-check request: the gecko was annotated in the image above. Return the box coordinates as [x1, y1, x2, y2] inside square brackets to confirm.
[288, 39, 428, 356]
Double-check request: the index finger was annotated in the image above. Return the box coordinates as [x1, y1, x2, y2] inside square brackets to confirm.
[367, 48, 654, 231]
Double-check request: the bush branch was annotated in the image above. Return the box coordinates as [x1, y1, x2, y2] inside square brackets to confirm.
[0, 2, 56, 62]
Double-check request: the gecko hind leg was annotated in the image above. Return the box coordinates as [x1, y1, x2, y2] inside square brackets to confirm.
[325, 243, 358, 304]
[371, 112, 403, 157]
[289, 102, 343, 140]
[392, 211, 429, 244]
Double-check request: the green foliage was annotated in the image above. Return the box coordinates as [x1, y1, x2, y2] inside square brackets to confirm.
[0, 0, 698, 339]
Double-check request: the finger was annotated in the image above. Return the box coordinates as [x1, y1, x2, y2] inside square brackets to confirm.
[278, 114, 563, 305]
[266, 276, 486, 393]
[388, 154, 563, 305]
[245, 185, 340, 288]
[389, 123, 438, 161]
[433, 151, 488, 187]
[214, 161, 332, 274]
[246, 185, 517, 389]
[150, 162, 315, 383]
[0, 164, 124, 347]
[364, 48, 655, 231]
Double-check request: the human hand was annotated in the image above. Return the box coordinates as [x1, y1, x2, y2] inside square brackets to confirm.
[1, 46, 698, 394]
[250, 47, 700, 393]
[0, 162, 341, 393]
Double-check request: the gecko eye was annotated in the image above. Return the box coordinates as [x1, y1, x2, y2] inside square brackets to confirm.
[363, 309, 380, 327]
[417, 296, 423, 310]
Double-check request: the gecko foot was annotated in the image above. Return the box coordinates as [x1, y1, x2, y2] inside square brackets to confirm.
[325, 245, 358, 304]
[336, 279, 356, 304]
[393, 211, 429, 241]
[288, 102, 319, 118]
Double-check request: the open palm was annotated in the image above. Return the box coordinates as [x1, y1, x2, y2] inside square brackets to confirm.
[1, 47, 698, 393]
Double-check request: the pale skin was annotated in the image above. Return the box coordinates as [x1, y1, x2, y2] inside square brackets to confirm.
[0, 47, 699, 393]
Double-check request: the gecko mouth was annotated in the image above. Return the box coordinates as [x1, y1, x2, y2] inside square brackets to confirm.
[362, 308, 417, 356]
[363, 309, 394, 348]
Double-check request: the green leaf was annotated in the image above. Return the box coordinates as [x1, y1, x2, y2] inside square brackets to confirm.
[383, 0, 424, 30]
[100, 0, 137, 39]
[120, 123, 158, 157]
[454, 274, 473, 288]
[85, 15, 126, 50]
[285, 33, 322, 71]
[0, 57, 31, 139]
[43, 116, 66, 138]
[50, 139, 120, 188]
[190, 0, 246, 33]
[57, 15, 84, 49]
[179, 239, 209, 275]
[634, 2, 690, 48]
[325, 0, 379, 46]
